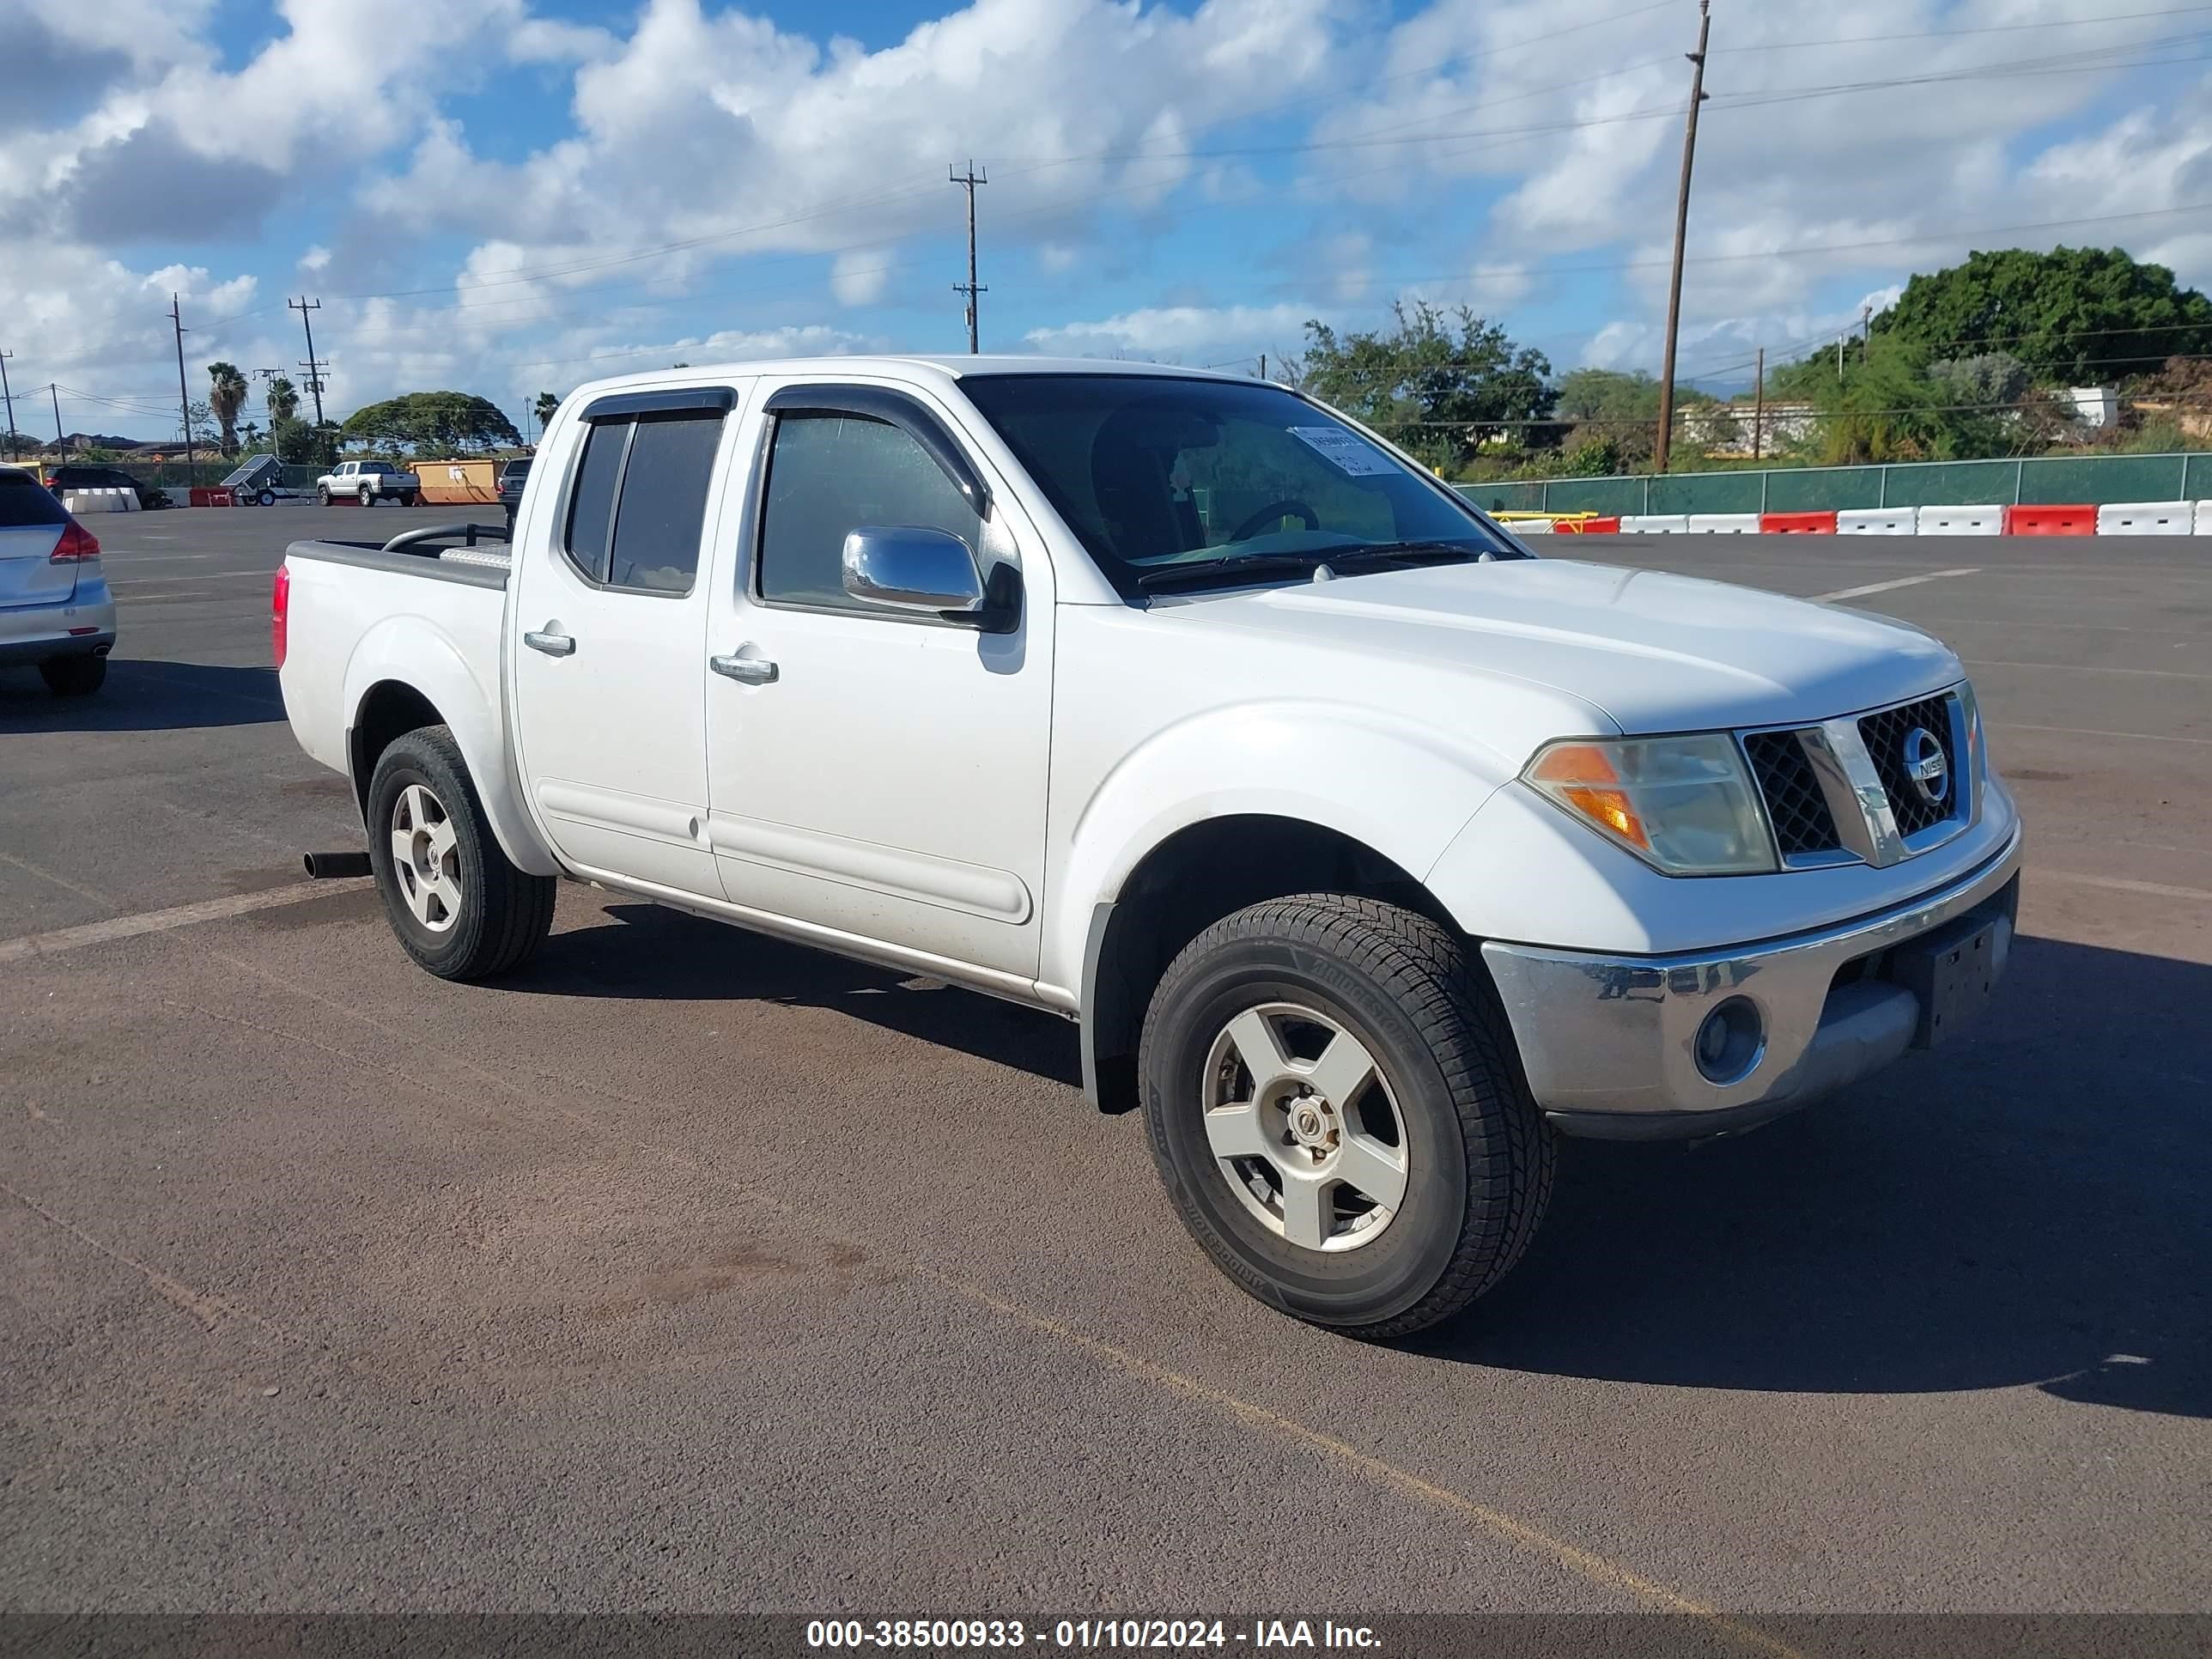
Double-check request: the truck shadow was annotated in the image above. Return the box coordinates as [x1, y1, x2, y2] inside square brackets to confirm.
[1419, 933, 2212, 1420]
[0, 659, 283, 732]
[517, 908, 2206, 1418]
[515, 902, 1085, 1089]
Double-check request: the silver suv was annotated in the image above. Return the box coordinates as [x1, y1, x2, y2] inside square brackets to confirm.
[0, 465, 113, 695]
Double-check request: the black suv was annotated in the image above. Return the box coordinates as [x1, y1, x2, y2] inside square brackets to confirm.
[46, 464, 170, 511]
[497, 457, 531, 535]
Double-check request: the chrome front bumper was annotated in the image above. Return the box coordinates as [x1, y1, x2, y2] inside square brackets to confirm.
[1481, 828, 2024, 1139]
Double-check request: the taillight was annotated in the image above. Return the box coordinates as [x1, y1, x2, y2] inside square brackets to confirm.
[271, 564, 290, 669]
[50, 520, 100, 562]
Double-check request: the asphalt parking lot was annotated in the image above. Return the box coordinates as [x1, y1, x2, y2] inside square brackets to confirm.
[3, 507, 2207, 1634]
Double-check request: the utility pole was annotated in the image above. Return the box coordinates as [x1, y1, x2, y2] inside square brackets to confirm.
[0, 349, 15, 461]
[1838, 332, 1844, 376]
[50, 383, 64, 451]
[170, 293, 196, 478]
[1752, 345, 1764, 462]
[1257, 354, 1267, 382]
[1862, 303, 1873, 349]
[951, 162, 988, 354]
[1652, 0, 1711, 476]
[289, 296, 326, 424]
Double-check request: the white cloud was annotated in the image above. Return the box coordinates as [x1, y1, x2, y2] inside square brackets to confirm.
[1025, 302, 1313, 359]
[831, 251, 890, 307]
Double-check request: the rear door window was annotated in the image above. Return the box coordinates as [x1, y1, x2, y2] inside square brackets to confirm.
[562, 409, 726, 593]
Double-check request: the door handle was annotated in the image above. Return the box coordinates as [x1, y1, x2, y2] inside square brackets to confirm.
[710, 653, 779, 685]
[524, 629, 575, 657]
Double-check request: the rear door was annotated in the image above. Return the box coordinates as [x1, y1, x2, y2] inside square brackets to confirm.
[509, 384, 748, 900]
[0, 471, 70, 610]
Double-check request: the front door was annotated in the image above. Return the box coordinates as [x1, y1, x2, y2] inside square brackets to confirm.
[510, 386, 747, 901]
[703, 381, 1054, 983]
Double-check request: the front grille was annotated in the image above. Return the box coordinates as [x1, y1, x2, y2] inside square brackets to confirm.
[1858, 694, 1959, 836]
[1741, 730, 1841, 857]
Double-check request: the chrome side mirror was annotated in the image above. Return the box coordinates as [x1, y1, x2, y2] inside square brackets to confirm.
[842, 526, 986, 615]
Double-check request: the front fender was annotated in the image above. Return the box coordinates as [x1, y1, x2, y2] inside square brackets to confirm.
[1043, 700, 1513, 997]
[343, 616, 560, 878]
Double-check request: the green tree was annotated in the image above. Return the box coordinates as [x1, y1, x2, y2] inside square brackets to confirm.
[341, 391, 524, 455]
[1296, 300, 1553, 472]
[1876, 246, 2212, 385]
[206, 362, 248, 455]
[184, 398, 217, 451]
[273, 416, 339, 469]
[533, 391, 559, 436]
[265, 375, 299, 428]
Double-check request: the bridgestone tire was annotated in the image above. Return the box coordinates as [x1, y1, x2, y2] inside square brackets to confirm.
[1141, 894, 1553, 1337]
[40, 654, 106, 696]
[365, 725, 556, 981]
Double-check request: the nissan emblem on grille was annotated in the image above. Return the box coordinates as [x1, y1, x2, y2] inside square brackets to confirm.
[1902, 726, 1949, 807]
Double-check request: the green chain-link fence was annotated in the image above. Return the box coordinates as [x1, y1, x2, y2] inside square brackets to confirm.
[1456, 453, 2212, 517]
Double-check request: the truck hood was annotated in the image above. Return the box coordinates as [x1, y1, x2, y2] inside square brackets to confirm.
[1150, 557, 1964, 733]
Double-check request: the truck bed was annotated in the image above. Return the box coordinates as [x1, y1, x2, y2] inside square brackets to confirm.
[277, 533, 512, 785]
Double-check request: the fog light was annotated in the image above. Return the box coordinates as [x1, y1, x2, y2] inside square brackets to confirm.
[1693, 997, 1765, 1085]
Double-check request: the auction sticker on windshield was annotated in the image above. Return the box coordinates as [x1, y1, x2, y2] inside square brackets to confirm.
[1287, 425, 1396, 476]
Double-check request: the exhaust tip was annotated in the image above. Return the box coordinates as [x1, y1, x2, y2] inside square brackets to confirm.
[302, 850, 373, 879]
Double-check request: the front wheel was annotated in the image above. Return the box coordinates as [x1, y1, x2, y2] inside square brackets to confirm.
[317, 486, 332, 506]
[1141, 895, 1553, 1337]
[365, 726, 556, 981]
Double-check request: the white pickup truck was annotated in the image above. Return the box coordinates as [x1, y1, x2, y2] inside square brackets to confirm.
[275, 357, 2021, 1334]
[316, 459, 421, 507]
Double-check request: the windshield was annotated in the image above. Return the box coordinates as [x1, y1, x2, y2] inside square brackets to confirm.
[960, 374, 1519, 596]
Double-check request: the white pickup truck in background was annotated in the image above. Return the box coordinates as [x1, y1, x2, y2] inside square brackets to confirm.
[274, 357, 2021, 1334]
[316, 460, 420, 507]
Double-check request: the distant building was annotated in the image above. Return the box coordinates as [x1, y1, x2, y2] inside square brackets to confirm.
[1684, 401, 1820, 457]
[2065, 387, 2119, 429]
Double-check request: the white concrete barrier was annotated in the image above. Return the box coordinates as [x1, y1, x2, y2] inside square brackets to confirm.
[1621, 514, 1689, 533]
[1915, 504, 2003, 536]
[62, 488, 132, 514]
[2195, 501, 2212, 536]
[1687, 513, 1760, 533]
[1836, 508, 1917, 535]
[2096, 501, 2192, 535]
[1508, 518, 1554, 534]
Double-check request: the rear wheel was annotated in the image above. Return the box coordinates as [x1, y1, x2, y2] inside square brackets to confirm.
[1141, 894, 1553, 1337]
[365, 726, 556, 981]
[256, 489, 276, 506]
[399, 492, 419, 507]
[358, 485, 375, 507]
[40, 655, 106, 696]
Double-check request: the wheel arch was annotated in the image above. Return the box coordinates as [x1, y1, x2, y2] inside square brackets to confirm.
[343, 625, 559, 877]
[1079, 814, 1460, 1112]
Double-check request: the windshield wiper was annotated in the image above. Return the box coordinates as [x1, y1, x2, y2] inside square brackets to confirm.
[1133, 553, 1330, 592]
[1304, 538, 1493, 567]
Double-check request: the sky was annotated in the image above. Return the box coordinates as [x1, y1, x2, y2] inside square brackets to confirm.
[4, 0, 2211, 444]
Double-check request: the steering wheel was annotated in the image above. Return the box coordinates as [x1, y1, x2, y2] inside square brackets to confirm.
[1229, 499, 1320, 542]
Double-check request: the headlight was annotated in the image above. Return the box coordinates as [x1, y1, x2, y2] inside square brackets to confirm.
[1525, 734, 1777, 875]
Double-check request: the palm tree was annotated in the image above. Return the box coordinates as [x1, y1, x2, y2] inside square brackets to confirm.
[207, 362, 248, 456]
[265, 375, 299, 429]
[533, 392, 558, 441]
